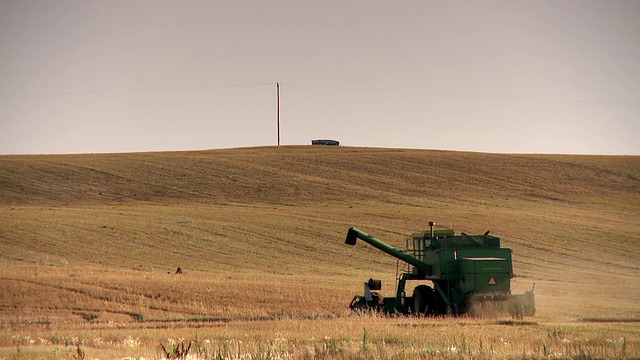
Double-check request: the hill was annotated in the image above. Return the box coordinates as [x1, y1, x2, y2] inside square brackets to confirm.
[1, 146, 639, 327]
[1, 146, 638, 207]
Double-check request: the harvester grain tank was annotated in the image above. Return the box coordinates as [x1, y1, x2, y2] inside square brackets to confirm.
[346, 222, 535, 318]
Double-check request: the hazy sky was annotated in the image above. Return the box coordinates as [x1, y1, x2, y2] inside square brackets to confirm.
[1, 1, 639, 155]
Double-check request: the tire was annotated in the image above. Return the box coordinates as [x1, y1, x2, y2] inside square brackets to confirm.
[430, 291, 449, 316]
[349, 295, 367, 311]
[369, 291, 383, 309]
[412, 285, 434, 315]
[509, 303, 525, 320]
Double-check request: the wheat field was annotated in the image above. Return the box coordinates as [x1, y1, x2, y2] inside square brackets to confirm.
[1, 146, 639, 359]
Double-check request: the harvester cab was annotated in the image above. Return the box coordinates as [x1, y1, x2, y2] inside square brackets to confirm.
[345, 222, 535, 318]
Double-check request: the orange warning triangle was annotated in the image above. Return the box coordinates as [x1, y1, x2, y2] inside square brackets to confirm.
[487, 276, 497, 285]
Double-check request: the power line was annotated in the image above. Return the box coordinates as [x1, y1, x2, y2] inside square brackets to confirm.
[1, 81, 637, 106]
[0, 83, 272, 97]
[281, 82, 639, 106]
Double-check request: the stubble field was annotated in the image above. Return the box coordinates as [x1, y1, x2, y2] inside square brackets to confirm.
[0, 146, 638, 359]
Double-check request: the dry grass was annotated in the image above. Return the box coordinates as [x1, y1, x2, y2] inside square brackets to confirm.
[1, 313, 638, 359]
[0, 146, 639, 358]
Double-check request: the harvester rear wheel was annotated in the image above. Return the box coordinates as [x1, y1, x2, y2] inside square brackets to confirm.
[349, 295, 367, 311]
[509, 303, 525, 320]
[369, 291, 383, 308]
[413, 285, 434, 315]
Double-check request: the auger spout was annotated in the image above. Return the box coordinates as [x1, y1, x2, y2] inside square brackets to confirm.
[345, 227, 430, 275]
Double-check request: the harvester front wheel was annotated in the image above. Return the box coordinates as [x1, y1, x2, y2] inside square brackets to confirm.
[413, 285, 434, 315]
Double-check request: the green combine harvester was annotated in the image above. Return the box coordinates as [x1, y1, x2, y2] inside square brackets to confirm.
[346, 222, 535, 318]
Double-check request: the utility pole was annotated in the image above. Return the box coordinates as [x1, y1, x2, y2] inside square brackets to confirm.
[276, 82, 280, 147]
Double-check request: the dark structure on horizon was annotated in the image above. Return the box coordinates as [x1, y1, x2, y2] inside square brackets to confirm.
[311, 139, 340, 146]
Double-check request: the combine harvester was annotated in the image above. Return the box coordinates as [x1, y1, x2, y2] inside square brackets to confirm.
[346, 222, 535, 318]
